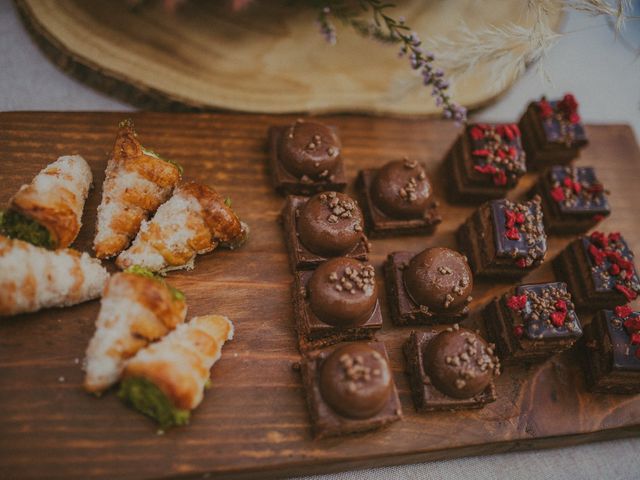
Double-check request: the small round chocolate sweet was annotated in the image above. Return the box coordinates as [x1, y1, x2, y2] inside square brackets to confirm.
[308, 258, 377, 327]
[403, 247, 473, 315]
[371, 158, 433, 219]
[319, 343, 392, 419]
[278, 120, 341, 180]
[422, 326, 500, 399]
[297, 192, 364, 256]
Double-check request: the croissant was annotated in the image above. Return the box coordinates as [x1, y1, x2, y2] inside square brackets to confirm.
[118, 314, 234, 428]
[1, 155, 92, 249]
[116, 182, 248, 273]
[83, 267, 187, 394]
[93, 119, 182, 259]
[0, 235, 108, 317]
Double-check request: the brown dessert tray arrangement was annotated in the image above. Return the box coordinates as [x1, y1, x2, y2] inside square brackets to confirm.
[0, 111, 639, 480]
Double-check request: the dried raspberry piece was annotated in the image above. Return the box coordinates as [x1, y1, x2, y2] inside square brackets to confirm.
[493, 169, 508, 186]
[538, 99, 553, 119]
[474, 164, 497, 175]
[550, 186, 565, 202]
[610, 263, 621, 276]
[507, 294, 528, 311]
[588, 244, 606, 266]
[516, 258, 528, 268]
[608, 232, 622, 243]
[511, 124, 521, 136]
[555, 299, 567, 312]
[631, 332, 640, 346]
[590, 231, 607, 248]
[615, 305, 633, 319]
[615, 284, 638, 301]
[502, 124, 515, 140]
[550, 310, 567, 328]
[505, 209, 517, 228]
[569, 112, 581, 125]
[472, 149, 491, 157]
[563, 177, 573, 189]
[515, 212, 525, 224]
[572, 182, 582, 194]
[505, 227, 520, 241]
[470, 126, 485, 140]
[513, 325, 524, 338]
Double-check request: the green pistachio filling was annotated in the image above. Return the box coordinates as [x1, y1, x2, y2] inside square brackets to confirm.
[141, 146, 184, 175]
[124, 265, 185, 301]
[118, 377, 190, 429]
[0, 210, 54, 249]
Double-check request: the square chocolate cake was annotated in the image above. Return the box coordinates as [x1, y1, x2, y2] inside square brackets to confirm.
[518, 94, 588, 169]
[533, 165, 610, 234]
[553, 231, 640, 310]
[292, 258, 383, 352]
[268, 120, 347, 195]
[403, 327, 499, 412]
[582, 307, 640, 394]
[456, 198, 547, 279]
[483, 282, 583, 365]
[299, 341, 402, 439]
[445, 123, 526, 203]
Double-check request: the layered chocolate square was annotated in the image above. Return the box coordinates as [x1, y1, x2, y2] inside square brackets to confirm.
[518, 94, 588, 169]
[553, 231, 640, 310]
[384, 247, 473, 326]
[456, 198, 547, 279]
[483, 282, 583, 365]
[403, 327, 499, 412]
[299, 341, 402, 438]
[445, 123, 526, 202]
[583, 307, 640, 394]
[534, 166, 610, 234]
[292, 258, 383, 352]
[268, 119, 347, 195]
[281, 192, 370, 271]
[356, 158, 441, 237]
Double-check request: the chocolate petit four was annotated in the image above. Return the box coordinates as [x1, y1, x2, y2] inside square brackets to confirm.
[583, 307, 640, 394]
[445, 123, 527, 202]
[483, 282, 583, 365]
[356, 158, 441, 237]
[533, 166, 610, 234]
[268, 119, 347, 195]
[457, 198, 547, 279]
[281, 191, 369, 270]
[385, 247, 473, 325]
[519, 94, 588, 169]
[403, 325, 499, 412]
[293, 257, 382, 351]
[300, 341, 402, 438]
[554, 231, 640, 310]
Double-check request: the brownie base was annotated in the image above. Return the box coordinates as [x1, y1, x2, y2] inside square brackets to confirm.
[280, 195, 370, 271]
[268, 126, 347, 195]
[292, 270, 383, 352]
[403, 330, 497, 412]
[356, 169, 441, 238]
[384, 252, 468, 326]
[299, 341, 403, 439]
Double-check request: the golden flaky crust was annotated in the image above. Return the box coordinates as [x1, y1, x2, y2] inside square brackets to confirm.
[122, 315, 234, 410]
[83, 271, 187, 393]
[93, 120, 182, 259]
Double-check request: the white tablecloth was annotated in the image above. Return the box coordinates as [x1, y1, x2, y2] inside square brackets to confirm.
[1, 1, 638, 478]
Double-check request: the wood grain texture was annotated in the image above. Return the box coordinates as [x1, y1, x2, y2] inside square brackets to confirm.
[0, 112, 639, 480]
[14, 0, 562, 114]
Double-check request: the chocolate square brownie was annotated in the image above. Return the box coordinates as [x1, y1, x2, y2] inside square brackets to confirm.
[483, 282, 583, 365]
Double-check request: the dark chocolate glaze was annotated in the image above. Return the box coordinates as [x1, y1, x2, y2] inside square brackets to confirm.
[308, 257, 377, 328]
[370, 159, 433, 219]
[422, 327, 499, 399]
[581, 234, 640, 294]
[602, 310, 640, 372]
[548, 166, 610, 215]
[539, 100, 588, 147]
[403, 247, 473, 315]
[278, 120, 341, 179]
[319, 343, 392, 419]
[297, 192, 364, 257]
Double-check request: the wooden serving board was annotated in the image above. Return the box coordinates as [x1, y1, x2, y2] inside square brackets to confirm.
[0, 112, 639, 480]
[14, 0, 562, 114]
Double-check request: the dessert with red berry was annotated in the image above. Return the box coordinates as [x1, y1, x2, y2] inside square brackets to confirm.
[518, 93, 588, 169]
[533, 165, 610, 234]
[582, 306, 640, 394]
[553, 231, 640, 310]
[456, 198, 548, 279]
[483, 282, 583, 365]
[444, 123, 526, 203]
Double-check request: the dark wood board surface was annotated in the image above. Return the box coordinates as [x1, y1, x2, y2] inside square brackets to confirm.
[0, 112, 639, 480]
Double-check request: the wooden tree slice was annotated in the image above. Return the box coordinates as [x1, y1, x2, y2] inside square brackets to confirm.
[15, 0, 562, 114]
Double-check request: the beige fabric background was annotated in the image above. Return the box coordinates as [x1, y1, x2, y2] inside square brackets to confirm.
[1, 1, 638, 478]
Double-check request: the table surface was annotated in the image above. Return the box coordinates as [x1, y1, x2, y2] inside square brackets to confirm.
[1, 1, 639, 479]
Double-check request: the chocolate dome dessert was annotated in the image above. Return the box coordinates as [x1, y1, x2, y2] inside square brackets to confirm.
[371, 158, 433, 219]
[308, 258, 377, 328]
[403, 247, 473, 316]
[319, 343, 392, 419]
[278, 120, 341, 180]
[297, 191, 364, 257]
[423, 326, 500, 399]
